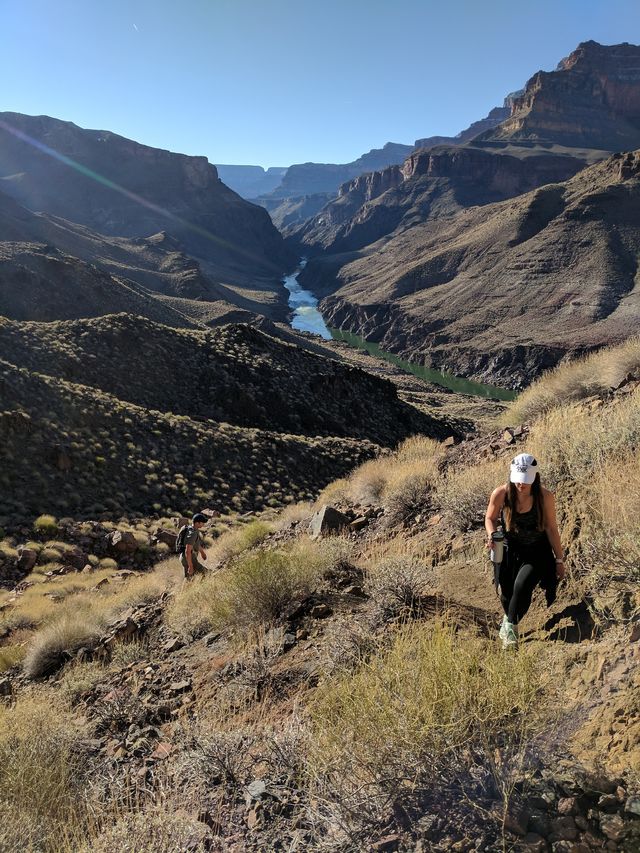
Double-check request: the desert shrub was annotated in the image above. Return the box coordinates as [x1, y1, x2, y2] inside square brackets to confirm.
[349, 457, 389, 504]
[506, 337, 640, 424]
[526, 387, 640, 489]
[307, 620, 548, 832]
[0, 695, 90, 850]
[208, 519, 273, 565]
[437, 456, 507, 530]
[59, 661, 106, 705]
[33, 514, 58, 535]
[87, 808, 212, 853]
[383, 461, 435, 525]
[366, 557, 436, 617]
[110, 638, 150, 666]
[167, 538, 331, 637]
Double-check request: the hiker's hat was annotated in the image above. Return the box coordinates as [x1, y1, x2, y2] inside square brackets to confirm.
[510, 453, 539, 485]
[192, 512, 208, 524]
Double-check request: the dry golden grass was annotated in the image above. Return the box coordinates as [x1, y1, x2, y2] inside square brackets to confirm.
[525, 387, 640, 489]
[437, 456, 507, 530]
[206, 519, 274, 566]
[505, 337, 640, 425]
[307, 620, 551, 829]
[0, 694, 90, 850]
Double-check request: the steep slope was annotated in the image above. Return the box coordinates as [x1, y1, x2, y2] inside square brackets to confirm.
[0, 315, 447, 445]
[0, 186, 290, 323]
[0, 113, 295, 298]
[0, 357, 379, 522]
[316, 150, 640, 386]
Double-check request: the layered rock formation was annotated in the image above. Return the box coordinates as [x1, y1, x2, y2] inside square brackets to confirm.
[482, 41, 640, 150]
[315, 150, 640, 387]
[413, 98, 517, 149]
[295, 145, 586, 254]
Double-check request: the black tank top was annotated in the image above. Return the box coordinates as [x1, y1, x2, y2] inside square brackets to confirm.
[508, 504, 544, 547]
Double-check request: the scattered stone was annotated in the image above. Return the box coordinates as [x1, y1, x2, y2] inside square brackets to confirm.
[599, 813, 626, 841]
[630, 623, 640, 643]
[0, 677, 12, 696]
[521, 833, 546, 852]
[150, 742, 173, 760]
[442, 436, 457, 447]
[163, 637, 184, 654]
[16, 547, 38, 573]
[308, 505, 350, 538]
[513, 425, 525, 436]
[427, 513, 443, 527]
[549, 815, 578, 841]
[169, 680, 192, 695]
[625, 796, 640, 817]
[106, 529, 138, 554]
[282, 633, 296, 651]
[344, 584, 366, 597]
[558, 797, 578, 815]
[598, 794, 619, 810]
[152, 528, 178, 549]
[246, 807, 260, 829]
[247, 780, 267, 802]
[503, 428, 515, 444]
[94, 578, 110, 589]
[310, 603, 332, 619]
[349, 516, 368, 531]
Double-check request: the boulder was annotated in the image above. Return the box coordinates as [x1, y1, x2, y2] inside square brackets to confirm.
[105, 530, 138, 554]
[152, 528, 178, 549]
[308, 505, 350, 538]
[16, 547, 38, 573]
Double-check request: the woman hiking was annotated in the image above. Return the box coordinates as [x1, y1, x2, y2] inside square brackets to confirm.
[484, 453, 565, 649]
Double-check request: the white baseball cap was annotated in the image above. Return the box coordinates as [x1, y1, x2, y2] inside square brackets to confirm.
[510, 453, 539, 485]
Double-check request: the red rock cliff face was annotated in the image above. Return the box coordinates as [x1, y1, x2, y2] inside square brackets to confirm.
[488, 41, 640, 150]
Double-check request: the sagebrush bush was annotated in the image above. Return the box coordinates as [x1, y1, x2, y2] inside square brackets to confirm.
[167, 538, 334, 637]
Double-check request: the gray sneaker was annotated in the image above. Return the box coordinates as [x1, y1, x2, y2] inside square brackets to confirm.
[502, 621, 518, 649]
[498, 614, 509, 642]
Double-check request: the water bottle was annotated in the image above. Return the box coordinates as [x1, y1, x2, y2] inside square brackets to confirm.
[490, 530, 505, 564]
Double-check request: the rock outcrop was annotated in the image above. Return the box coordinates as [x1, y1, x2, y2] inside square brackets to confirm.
[482, 41, 640, 150]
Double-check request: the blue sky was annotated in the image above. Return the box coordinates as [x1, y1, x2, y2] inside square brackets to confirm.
[3, 0, 640, 167]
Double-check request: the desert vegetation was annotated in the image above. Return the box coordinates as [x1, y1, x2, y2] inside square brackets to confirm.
[0, 340, 639, 851]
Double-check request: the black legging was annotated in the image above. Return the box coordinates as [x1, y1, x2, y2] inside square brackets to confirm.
[499, 561, 545, 624]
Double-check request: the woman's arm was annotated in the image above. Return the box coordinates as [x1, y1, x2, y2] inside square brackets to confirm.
[484, 485, 506, 547]
[543, 489, 565, 579]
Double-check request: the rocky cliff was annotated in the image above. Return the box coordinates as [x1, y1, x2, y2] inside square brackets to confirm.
[482, 41, 640, 150]
[0, 113, 294, 289]
[215, 164, 288, 198]
[314, 149, 640, 386]
[294, 145, 586, 253]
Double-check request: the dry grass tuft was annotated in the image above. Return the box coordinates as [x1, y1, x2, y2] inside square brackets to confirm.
[505, 337, 640, 425]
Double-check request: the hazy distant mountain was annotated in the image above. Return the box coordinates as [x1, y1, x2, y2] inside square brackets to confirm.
[215, 164, 288, 198]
